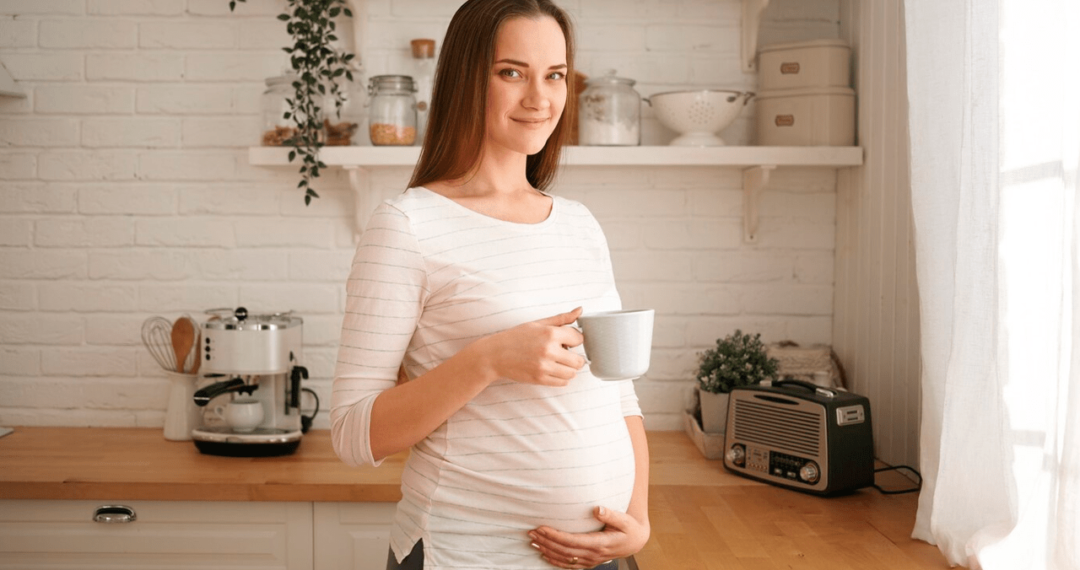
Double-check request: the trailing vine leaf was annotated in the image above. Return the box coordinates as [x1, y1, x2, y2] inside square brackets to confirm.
[230, 0, 356, 205]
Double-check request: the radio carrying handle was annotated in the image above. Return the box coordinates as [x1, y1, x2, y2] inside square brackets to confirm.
[773, 378, 838, 399]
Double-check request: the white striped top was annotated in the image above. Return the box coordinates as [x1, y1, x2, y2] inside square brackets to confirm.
[330, 187, 641, 569]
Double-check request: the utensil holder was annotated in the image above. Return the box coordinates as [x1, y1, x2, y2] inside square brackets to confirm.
[164, 371, 202, 441]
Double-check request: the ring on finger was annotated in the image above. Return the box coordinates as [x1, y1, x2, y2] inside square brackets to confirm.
[570, 556, 578, 565]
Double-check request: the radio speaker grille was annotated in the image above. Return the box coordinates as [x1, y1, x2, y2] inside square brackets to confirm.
[732, 399, 823, 456]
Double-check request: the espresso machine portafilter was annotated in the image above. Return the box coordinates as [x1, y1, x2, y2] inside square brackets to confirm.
[190, 307, 317, 457]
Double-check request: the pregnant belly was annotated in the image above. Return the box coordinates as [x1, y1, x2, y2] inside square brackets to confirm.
[417, 404, 636, 534]
[428, 437, 636, 535]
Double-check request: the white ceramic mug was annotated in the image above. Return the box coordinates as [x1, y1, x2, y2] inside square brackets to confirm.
[576, 309, 655, 380]
[213, 397, 264, 433]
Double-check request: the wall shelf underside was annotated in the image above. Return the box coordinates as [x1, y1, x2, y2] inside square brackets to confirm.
[247, 146, 864, 243]
[248, 145, 863, 168]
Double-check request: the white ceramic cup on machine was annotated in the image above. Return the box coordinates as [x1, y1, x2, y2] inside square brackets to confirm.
[576, 309, 655, 380]
[213, 397, 265, 433]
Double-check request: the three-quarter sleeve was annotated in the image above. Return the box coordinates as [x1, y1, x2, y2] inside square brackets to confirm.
[330, 203, 427, 467]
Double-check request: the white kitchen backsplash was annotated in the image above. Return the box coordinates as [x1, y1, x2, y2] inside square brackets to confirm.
[0, 0, 840, 431]
[360, 0, 841, 146]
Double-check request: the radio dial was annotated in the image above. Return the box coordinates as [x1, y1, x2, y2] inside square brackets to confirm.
[799, 461, 820, 484]
[726, 444, 746, 466]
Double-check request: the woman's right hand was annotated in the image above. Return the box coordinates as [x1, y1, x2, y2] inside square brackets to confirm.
[365, 307, 586, 462]
[473, 307, 586, 387]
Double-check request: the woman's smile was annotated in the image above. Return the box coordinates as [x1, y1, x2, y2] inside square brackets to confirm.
[512, 116, 552, 126]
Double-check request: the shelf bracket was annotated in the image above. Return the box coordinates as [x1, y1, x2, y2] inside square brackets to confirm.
[743, 164, 775, 243]
[345, 0, 367, 70]
[742, 0, 770, 72]
[345, 166, 374, 243]
[0, 60, 27, 98]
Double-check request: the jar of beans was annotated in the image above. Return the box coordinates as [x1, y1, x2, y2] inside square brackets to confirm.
[367, 75, 418, 146]
[261, 71, 302, 146]
[327, 75, 367, 146]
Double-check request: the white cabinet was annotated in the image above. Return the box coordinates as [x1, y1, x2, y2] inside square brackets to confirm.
[0, 500, 642, 569]
[0, 500, 314, 569]
[0, 500, 394, 570]
[313, 502, 396, 570]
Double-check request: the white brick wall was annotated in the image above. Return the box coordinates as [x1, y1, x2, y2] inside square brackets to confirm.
[0, 0, 839, 431]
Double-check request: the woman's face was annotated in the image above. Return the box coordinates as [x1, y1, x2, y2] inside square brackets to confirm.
[484, 16, 568, 158]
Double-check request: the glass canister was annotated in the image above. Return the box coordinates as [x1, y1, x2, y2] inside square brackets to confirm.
[578, 70, 641, 146]
[367, 75, 417, 146]
[261, 71, 299, 146]
[327, 72, 368, 146]
[410, 39, 436, 146]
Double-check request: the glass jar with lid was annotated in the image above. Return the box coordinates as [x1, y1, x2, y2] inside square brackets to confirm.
[261, 71, 300, 146]
[410, 39, 436, 146]
[578, 70, 641, 146]
[327, 71, 368, 146]
[367, 75, 418, 146]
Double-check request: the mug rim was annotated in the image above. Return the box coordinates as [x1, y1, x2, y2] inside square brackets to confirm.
[579, 308, 654, 319]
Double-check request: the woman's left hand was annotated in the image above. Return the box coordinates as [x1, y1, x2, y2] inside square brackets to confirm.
[528, 506, 650, 569]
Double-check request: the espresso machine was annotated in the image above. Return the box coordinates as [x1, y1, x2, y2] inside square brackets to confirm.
[191, 307, 317, 457]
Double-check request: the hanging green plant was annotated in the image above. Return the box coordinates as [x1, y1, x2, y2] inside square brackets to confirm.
[230, 0, 356, 205]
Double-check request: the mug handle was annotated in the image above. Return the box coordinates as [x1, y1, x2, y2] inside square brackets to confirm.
[567, 322, 590, 364]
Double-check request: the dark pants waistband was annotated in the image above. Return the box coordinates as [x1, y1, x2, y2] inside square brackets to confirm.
[385, 539, 621, 570]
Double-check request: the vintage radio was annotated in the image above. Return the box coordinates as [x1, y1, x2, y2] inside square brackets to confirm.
[723, 379, 873, 496]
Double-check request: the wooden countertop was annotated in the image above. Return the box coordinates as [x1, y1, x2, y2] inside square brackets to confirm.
[0, 427, 406, 502]
[0, 427, 948, 569]
[0, 427, 733, 503]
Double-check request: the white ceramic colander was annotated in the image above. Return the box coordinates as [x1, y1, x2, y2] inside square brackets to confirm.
[646, 89, 754, 146]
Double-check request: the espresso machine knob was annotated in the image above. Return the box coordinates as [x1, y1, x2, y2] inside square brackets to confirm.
[234, 306, 248, 321]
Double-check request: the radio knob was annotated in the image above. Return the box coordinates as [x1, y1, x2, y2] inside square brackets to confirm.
[726, 444, 746, 467]
[799, 461, 820, 484]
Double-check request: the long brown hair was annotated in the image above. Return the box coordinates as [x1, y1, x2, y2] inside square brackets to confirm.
[406, 0, 575, 192]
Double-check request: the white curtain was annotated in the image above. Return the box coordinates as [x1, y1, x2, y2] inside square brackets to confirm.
[905, 0, 1079, 568]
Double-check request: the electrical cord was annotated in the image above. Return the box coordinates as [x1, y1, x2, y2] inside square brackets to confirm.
[872, 464, 922, 494]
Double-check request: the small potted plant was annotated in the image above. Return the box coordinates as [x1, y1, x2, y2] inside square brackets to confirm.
[695, 329, 779, 433]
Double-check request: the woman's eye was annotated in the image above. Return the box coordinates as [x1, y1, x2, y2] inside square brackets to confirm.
[499, 68, 522, 78]
[548, 71, 565, 81]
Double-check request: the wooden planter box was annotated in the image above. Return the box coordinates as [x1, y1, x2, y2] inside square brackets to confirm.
[682, 410, 725, 460]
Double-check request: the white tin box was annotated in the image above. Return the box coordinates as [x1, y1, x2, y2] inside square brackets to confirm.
[755, 86, 855, 146]
[758, 39, 851, 91]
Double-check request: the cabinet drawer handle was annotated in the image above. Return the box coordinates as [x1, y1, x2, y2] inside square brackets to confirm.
[93, 505, 137, 523]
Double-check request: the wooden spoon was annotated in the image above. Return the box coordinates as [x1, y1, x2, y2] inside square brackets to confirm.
[190, 328, 202, 375]
[171, 317, 195, 374]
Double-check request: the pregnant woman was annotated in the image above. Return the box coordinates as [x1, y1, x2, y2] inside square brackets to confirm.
[330, 1, 650, 568]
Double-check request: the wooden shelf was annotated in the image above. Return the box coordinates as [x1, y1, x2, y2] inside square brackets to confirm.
[248, 145, 862, 244]
[248, 145, 863, 168]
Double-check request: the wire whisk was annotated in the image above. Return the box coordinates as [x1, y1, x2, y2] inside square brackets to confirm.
[141, 316, 177, 372]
